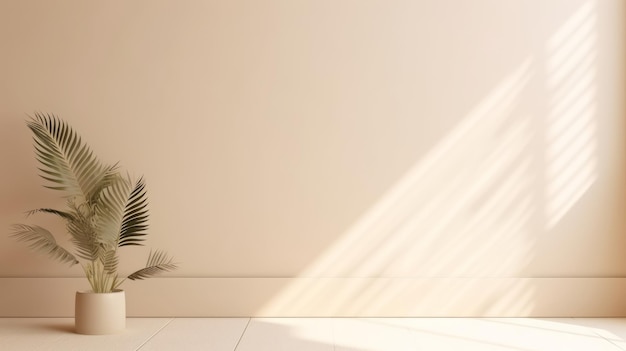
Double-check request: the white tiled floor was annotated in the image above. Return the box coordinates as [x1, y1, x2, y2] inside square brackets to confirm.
[2, 318, 626, 350]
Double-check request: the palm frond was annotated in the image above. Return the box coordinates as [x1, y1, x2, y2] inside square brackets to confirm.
[95, 175, 132, 247]
[67, 221, 100, 261]
[119, 177, 149, 247]
[65, 201, 101, 261]
[101, 248, 119, 274]
[26, 208, 75, 221]
[10, 224, 78, 265]
[15, 114, 178, 292]
[27, 113, 110, 202]
[87, 163, 121, 205]
[127, 250, 177, 281]
[95, 176, 149, 248]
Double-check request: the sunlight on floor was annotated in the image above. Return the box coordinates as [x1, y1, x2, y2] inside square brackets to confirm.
[249, 318, 625, 351]
[2, 318, 625, 351]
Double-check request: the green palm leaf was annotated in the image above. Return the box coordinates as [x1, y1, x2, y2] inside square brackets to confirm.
[127, 250, 177, 280]
[101, 249, 119, 274]
[66, 200, 102, 261]
[90, 163, 122, 203]
[14, 113, 178, 292]
[27, 113, 109, 202]
[95, 176, 149, 248]
[95, 175, 131, 247]
[119, 177, 149, 247]
[26, 208, 75, 221]
[11, 224, 78, 265]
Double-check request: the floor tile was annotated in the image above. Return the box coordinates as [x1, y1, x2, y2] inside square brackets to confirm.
[139, 318, 249, 351]
[401, 318, 623, 351]
[236, 318, 334, 351]
[332, 318, 416, 351]
[0, 318, 172, 351]
[2, 317, 626, 351]
[47, 318, 172, 351]
[0, 318, 70, 351]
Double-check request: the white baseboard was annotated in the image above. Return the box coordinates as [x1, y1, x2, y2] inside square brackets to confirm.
[2, 277, 625, 317]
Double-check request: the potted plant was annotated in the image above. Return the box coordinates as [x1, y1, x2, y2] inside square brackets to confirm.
[11, 113, 177, 334]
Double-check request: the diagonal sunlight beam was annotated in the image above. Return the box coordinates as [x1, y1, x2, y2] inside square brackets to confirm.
[259, 0, 600, 317]
[260, 59, 537, 315]
[305, 59, 533, 278]
[544, 0, 598, 229]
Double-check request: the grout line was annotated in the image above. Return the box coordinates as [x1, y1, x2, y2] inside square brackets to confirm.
[135, 318, 175, 351]
[233, 317, 252, 351]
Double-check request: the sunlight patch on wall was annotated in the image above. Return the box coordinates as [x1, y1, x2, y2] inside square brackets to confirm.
[260, 59, 538, 315]
[259, 0, 601, 316]
[544, 0, 598, 229]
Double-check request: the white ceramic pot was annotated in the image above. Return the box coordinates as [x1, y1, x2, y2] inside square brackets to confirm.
[75, 290, 126, 335]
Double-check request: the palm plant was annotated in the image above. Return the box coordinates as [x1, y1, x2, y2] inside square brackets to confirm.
[11, 113, 177, 293]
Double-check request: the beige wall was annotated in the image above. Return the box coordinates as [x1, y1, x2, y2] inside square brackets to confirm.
[1, 0, 625, 316]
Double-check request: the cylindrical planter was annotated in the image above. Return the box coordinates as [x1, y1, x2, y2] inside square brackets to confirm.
[75, 290, 126, 335]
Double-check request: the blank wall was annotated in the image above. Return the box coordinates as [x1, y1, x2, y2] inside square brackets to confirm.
[1, 0, 625, 316]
